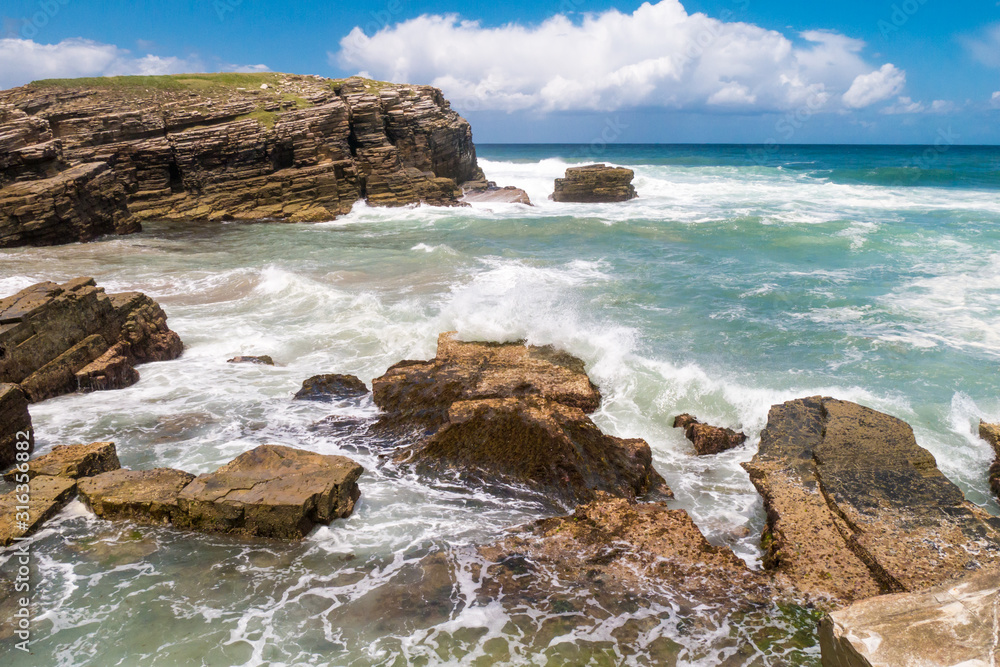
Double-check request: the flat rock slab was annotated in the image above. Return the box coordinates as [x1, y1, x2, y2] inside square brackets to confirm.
[175, 444, 363, 539]
[0, 383, 32, 469]
[78, 468, 196, 525]
[820, 568, 1000, 667]
[460, 185, 532, 205]
[0, 475, 76, 547]
[4, 441, 119, 482]
[294, 374, 369, 401]
[744, 396, 1000, 605]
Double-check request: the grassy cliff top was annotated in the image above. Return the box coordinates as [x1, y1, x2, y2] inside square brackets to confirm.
[28, 72, 396, 94]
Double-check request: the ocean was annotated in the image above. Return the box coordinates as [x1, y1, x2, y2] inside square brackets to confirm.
[2, 143, 1000, 665]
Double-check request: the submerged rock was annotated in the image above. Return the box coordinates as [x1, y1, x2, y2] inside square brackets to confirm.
[819, 568, 1000, 667]
[551, 164, 637, 203]
[673, 413, 747, 455]
[0, 475, 76, 546]
[0, 383, 32, 469]
[744, 397, 1000, 605]
[175, 444, 363, 539]
[227, 355, 275, 366]
[294, 373, 369, 401]
[0, 277, 183, 402]
[78, 468, 196, 526]
[3, 441, 119, 482]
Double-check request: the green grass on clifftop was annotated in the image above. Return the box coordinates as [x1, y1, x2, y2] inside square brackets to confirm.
[30, 72, 284, 91]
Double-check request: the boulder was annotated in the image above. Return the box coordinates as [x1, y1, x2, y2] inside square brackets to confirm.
[0, 277, 183, 402]
[819, 568, 1000, 667]
[744, 397, 1000, 605]
[0, 475, 77, 547]
[460, 184, 532, 205]
[672, 413, 747, 455]
[0, 383, 32, 469]
[979, 420, 1000, 499]
[551, 164, 637, 203]
[78, 468, 196, 525]
[174, 444, 363, 539]
[227, 355, 274, 366]
[293, 373, 369, 401]
[3, 441, 119, 482]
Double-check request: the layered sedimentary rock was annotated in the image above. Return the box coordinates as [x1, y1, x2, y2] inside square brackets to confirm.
[0, 277, 183, 402]
[744, 397, 1000, 605]
[0, 73, 484, 246]
[460, 183, 532, 205]
[372, 333, 667, 505]
[78, 468, 196, 525]
[551, 164, 637, 203]
[819, 568, 1000, 667]
[673, 413, 747, 455]
[0, 383, 32, 469]
[3, 441, 119, 481]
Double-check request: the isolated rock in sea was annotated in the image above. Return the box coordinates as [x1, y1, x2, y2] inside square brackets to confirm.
[0, 383, 32, 469]
[673, 413, 747, 455]
[0, 74, 484, 247]
[0, 277, 183, 402]
[819, 568, 1000, 667]
[978, 420, 1000, 499]
[294, 373, 369, 401]
[227, 355, 275, 366]
[744, 396, 1000, 605]
[78, 468, 196, 525]
[373, 333, 666, 504]
[175, 444, 363, 539]
[460, 183, 532, 205]
[551, 164, 637, 203]
[0, 475, 76, 547]
[3, 441, 119, 482]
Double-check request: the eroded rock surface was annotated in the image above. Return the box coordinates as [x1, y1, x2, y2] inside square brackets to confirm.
[744, 397, 1000, 605]
[551, 164, 637, 203]
[0, 475, 76, 546]
[461, 183, 532, 205]
[373, 333, 666, 505]
[0, 383, 32, 469]
[3, 441, 119, 482]
[0, 277, 182, 402]
[673, 413, 747, 455]
[294, 373, 369, 401]
[78, 468, 196, 525]
[979, 420, 1000, 499]
[0, 73, 484, 246]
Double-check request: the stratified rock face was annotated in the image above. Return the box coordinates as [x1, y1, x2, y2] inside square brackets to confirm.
[551, 164, 637, 203]
[0, 475, 76, 547]
[293, 374, 369, 401]
[0, 383, 32, 469]
[0, 277, 183, 402]
[978, 420, 1000, 499]
[0, 73, 483, 246]
[744, 396, 1000, 605]
[819, 568, 1000, 667]
[78, 468, 196, 526]
[3, 441, 119, 482]
[673, 413, 747, 455]
[175, 444, 364, 539]
[373, 333, 666, 505]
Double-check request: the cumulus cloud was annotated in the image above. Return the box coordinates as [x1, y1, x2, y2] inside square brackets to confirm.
[332, 0, 892, 114]
[842, 64, 905, 109]
[992, 91, 1000, 108]
[961, 24, 1000, 68]
[0, 37, 268, 89]
[881, 96, 955, 115]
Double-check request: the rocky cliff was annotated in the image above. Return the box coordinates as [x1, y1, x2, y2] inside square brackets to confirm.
[0, 73, 483, 247]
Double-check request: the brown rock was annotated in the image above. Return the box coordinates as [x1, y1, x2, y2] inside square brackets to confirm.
[78, 468, 196, 525]
[551, 164, 637, 203]
[0, 277, 182, 403]
[0, 383, 32, 469]
[978, 421, 1000, 500]
[227, 355, 274, 366]
[293, 373, 369, 401]
[0, 475, 76, 547]
[744, 396, 1000, 606]
[3, 441, 119, 482]
[174, 444, 363, 539]
[461, 184, 532, 205]
[673, 413, 747, 455]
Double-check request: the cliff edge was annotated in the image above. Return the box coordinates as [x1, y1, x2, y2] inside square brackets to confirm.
[0, 72, 484, 247]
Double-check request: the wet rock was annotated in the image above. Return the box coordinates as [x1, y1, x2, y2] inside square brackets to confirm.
[0, 277, 183, 403]
[227, 355, 275, 366]
[461, 183, 532, 205]
[819, 568, 1000, 667]
[0, 475, 76, 547]
[0, 74, 483, 246]
[78, 468, 195, 526]
[978, 420, 1000, 499]
[174, 444, 363, 539]
[673, 413, 747, 455]
[294, 373, 369, 401]
[0, 383, 32, 469]
[744, 396, 1000, 605]
[3, 441, 119, 482]
[551, 164, 637, 203]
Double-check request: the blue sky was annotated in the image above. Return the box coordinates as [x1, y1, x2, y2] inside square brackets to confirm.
[1, 0, 998, 143]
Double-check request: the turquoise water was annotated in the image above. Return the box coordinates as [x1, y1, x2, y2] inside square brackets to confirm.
[1, 144, 999, 665]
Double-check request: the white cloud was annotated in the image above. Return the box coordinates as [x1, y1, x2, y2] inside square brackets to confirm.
[881, 96, 956, 115]
[842, 64, 905, 109]
[332, 0, 890, 114]
[0, 38, 268, 89]
[961, 24, 1000, 68]
[992, 91, 1000, 108]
